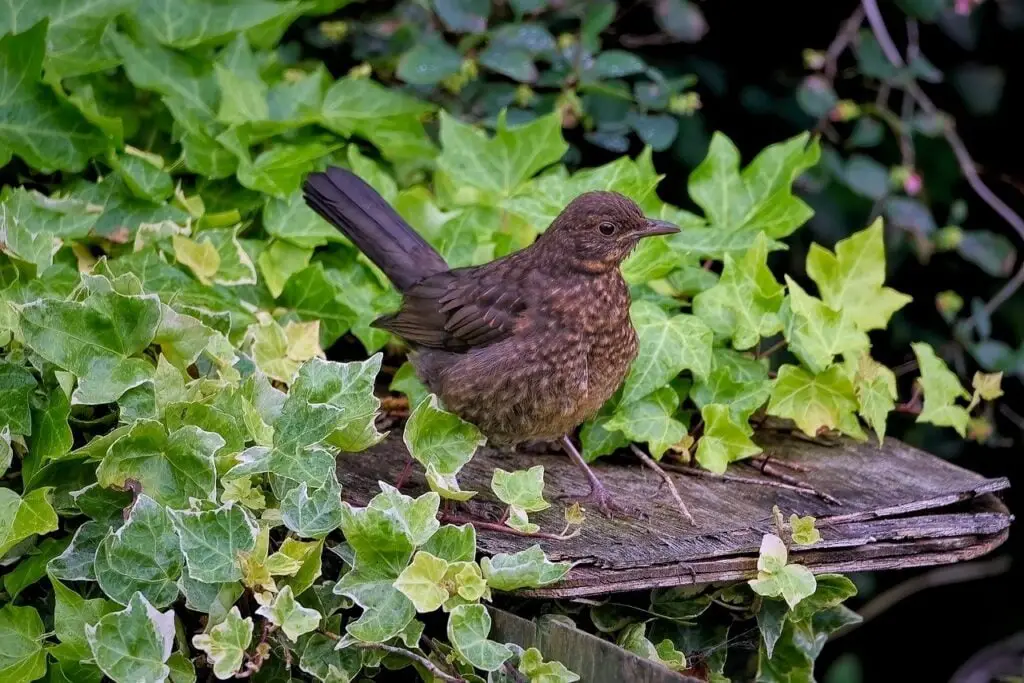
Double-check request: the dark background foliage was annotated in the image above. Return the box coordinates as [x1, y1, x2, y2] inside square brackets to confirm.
[290, 1, 1024, 680]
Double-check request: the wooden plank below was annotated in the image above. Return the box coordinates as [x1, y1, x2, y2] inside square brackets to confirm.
[336, 428, 1012, 597]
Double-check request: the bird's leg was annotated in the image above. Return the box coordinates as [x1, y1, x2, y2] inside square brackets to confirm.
[559, 435, 637, 519]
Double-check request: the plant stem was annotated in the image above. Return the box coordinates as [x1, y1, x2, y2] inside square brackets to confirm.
[629, 444, 695, 525]
[354, 642, 467, 683]
[438, 513, 579, 541]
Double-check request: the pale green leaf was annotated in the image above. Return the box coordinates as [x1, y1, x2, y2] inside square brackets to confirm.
[404, 394, 485, 476]
[0, 604, 46, 683]
[367, 483, 441, 546]
[491, 466, 550, 512]
[447, 604, 513, 672]
[393, 551, 450, 613]
[255, 585, 321, 641]
[781, 276, 869, 374]
[0, 186, 100, 271]
[50, 577, 119, 662]
[519, 646, 581, 683]
[191, 606, 253, 680]
[169, 503, 259, 583]
[766, 365, 866, 440]
[695, 403, 762, 474]
[790, 515, 821, 546]
[0, 487, 58, 558]
[421, 524, 476, 564]
[481, 545, 571, 592]
[912, 342, 971, 437]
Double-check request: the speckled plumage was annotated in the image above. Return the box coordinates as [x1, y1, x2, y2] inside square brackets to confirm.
[303, 166, 678, 514]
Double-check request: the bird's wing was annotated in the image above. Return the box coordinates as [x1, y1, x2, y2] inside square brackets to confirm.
[372, 265, 529, 351]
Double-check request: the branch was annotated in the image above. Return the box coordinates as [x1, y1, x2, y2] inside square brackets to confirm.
[860, 0, 1024, 335]
[660, 460, 836, 502]
[629, 444, 695, 525]
[354, 642, 467, 683]
[824, 6, 865, 80]
[438, 513, 580, 541]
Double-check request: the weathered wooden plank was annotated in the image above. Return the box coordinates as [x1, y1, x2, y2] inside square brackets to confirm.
[335, 429, 1011, 596]
[487, 607, 702, 683]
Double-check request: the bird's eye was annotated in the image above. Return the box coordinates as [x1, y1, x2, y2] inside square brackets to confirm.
[598, 222, 616, 236]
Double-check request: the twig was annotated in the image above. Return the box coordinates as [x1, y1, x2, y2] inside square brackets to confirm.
[438, 513, 580, 541]
[824, 6, 866, 80]
[660, 461, 827, 499]
[739, 461, 843, 505]
[750, 455, 810, 473]
[235, 621, 274, 678]
[756, 339, 787, 359]
[394, 456, 414, 490]
[860, 0, 1024, 335]
[354, 642, 467, 683]
[629, 444, 695, 525]
[831, 555, 1012, 638]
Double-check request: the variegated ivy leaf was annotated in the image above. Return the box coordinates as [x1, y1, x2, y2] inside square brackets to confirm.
[480, 545, 572, 592]
[191, 606, 253, 680]
[255, 585, 321, 641]
[404, 393, 485, 479]
[168, 503, 259, 584]
[447, 604, 513, 672]
[367, 483, 441, 546]
[393, 551, 450, 613]
[781, 277, 869, 374]
[85, 592, 176, 683]
[842, 352, 897, 444]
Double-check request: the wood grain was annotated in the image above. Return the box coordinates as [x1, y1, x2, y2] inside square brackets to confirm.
[336, 428, 1012, 597]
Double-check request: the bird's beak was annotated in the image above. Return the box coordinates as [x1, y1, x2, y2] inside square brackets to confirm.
[639, 218, 680, 237]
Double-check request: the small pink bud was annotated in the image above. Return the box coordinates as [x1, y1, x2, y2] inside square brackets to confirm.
[904, 172, 923, 196]
[955, 0, 972, 15]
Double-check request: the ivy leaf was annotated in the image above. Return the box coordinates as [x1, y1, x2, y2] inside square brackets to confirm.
[0, 604, 46, 683]
[692, 232, 785, 350]
[169, 503, 259, 584]
[0, 187, 100, 271]
[622, 302, 713, 404]
[747, 534, 817, 609]
[790, 515, 821, 546]
[968, 371, 1004, 411]
[481, 545, 572, 591]
[690, 349, 772, 424]
[766, 364, 866, 440]
[258, 240, 312, 299]
[806, 218, 912, 331]
[177, 566, 243, 624]
[0, 361, 36, 436]
[263, 190, 347, 249]
[279, 263, 358, 349]
[491, 466, 550, 512]
[393, 551, 450, 613]
[109, 151, 173, 203]
[447, 604, 514, 672]
[17, 277, 161, 405]
[404, 394, 486, 476]
[85, 592, 175, 683]
[94, 495, 183, 608]
[367, 483, 441, 547]
[0, 488, 59, 557]
[298, 633, 363, 683]
[281, 477, 345, 539]
[912, 342, 971, 437]
[50, 577, 119, 662]
[47, 521, 109, 582]
[518, 647, 581, 683]
[97, 420, 221, 509]
[255, 586, 321, 641]
[248, 317, 324, 384]
[437, 110, 568, 197]
[688, 131, 819, 238]
[132, 0, 294, 50]
[235, 142, 339, 198]
[191, 606, 253, 680]
[695, 403, 762, 474]
[421, 524, 477, 564]
[844, 352, 897, 444]
[3, 536, 69, 598]
[606, 387, 687, 460]
[781, 277, 869, 374]
[0, 22, 108, 174]
[200, 226, 258, 286]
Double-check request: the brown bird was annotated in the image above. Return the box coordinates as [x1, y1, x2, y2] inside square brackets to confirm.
[302, 166, 679, 516]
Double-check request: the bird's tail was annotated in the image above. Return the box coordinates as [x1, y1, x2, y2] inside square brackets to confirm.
[302, 166, 448, 292]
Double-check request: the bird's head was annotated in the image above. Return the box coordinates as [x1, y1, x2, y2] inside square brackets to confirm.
[539, 191, 680, 273]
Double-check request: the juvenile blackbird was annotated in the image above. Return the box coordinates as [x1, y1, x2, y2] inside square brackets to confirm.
[302, 167, 679, 516]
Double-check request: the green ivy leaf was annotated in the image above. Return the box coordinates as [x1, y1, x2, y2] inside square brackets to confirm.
[912, 342, 971, 437]
[256, 585, 321, 641]
[109, 151, 173, 203]
[3, 537, 69, 598]
[766, 364, 865, 440]
[263, 190, 347, 249]
[806, 218, 912, 332]
[0, 487, 58, 557]
[690, 349, 772, 424]
[393, 551, 450, 613]
[438, 110, 568, 197]
[94, 495, 183, 608]
[789, 515, 821, 546]
[447, 604, 513, 672]
[85, 592, 175, 683]
[279, 263, 358, 348]
[491, 466, 550, 512]
[18, 276, 160, 405]
[0, 187, 100, 272]
[258, 240, 312, 299]
[367, 483, 441, 547]
[688, 131, 819, 238]
[404, 394, 485, 476]
[191, 606, 253, 680]
[606, 386, 687, 460]
[0, 22, 109, 173]
[169, 503, 259, 584]
[298, 633, 363, 683]
[281, 477, 345, 539]
[844, 352, 897, 443]
[50, 577, 119, 663]
[97, 420, 221, 509]
[421, 524, 477, 564]
[781, 276, 869, 374]
[622, 301, 713, 404]
[132, 0, 294, 50]
[518, 647, 581, 683]
[47, 521, 109, 582]
[692, 232, 784, 350]
[0, 361, 36, 436]
[748, 534, 817, 609]
[0, 604, 47, 683]
[695, 403, 762, 474]
[481, 545, 572, 591]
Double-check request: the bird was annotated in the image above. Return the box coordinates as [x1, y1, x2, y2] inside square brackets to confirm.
[302, 166, 679, 517]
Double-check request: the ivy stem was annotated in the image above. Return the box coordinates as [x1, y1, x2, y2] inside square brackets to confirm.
[394, 456, 414, 490]
[353, 642, 466, 683]
[437, 513, 580, 541]
[757, 339, 787, 359]
[629, 444, 695, 526]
